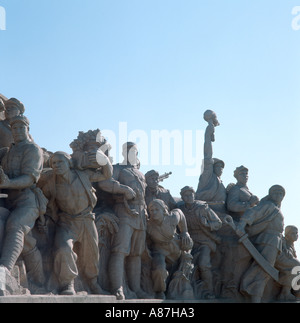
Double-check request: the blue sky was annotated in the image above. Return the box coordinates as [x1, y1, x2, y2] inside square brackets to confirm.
[1, 0, 300, 252]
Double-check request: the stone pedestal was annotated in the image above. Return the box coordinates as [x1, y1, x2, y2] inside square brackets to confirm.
[0, 266, 29, 296]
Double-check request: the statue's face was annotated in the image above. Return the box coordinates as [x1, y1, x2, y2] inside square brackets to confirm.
[146, 174, 159, 189]
[287, 228, 299, 242]
[126, 145, 138, 165]
[182, 190, 195, 204]
[51, 154, 70, 176]
[212, 113, 219, 126]
[270, 189, 285, 205]
[237, 170, 248, 185]
[213, 163, 223, 177]
[148, 203, 164, 222]
[5, 105, 20, 121]
[11, 122, 29, 143]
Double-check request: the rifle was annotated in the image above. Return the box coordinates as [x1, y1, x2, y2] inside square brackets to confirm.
[158, 172, 172, 182]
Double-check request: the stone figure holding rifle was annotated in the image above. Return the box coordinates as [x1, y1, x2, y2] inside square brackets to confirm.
[145, 169, 177, 211]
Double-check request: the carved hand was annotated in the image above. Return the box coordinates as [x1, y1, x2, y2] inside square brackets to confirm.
[180, 232, 193, 251]
[99, 212, 119, 235]
[121, 186, 136, 200]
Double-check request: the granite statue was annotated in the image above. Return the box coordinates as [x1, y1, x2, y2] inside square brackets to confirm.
[146, 199, 193, 299]
[178, 186, 222, 299]
[227, 166, 260, 219]
[235, 185, 285, 303]
[145, 170, 177, 211]
[0, 96, 298, 304]
[0, 115, 46, 292]
[195, 110, 227, 215]
[225, 165, 260, 299]
[98, 142, 150, 300]
[0, 98, 25, 149]
[39, 149, 113, 295]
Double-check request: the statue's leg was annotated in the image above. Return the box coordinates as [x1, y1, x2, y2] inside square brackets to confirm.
[0, 207, 38, 271]
[0, 207, 9, 256]
[108, 221, 134, 299]
[22, 232, 46, 290]
[53, 219, 78, 295]
[198, 245, 215, 298]
[151, 252, 168, 294]
[108, 251, 126, 299]
[126, 228, 150, 299]
[77, 218, 109, 294]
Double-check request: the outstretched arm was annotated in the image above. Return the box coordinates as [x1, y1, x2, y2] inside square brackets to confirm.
[203, 123, 215, 160]
[197, 124, 215, 192]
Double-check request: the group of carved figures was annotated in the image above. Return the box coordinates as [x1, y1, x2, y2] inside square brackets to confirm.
[0, 94, 299, 303]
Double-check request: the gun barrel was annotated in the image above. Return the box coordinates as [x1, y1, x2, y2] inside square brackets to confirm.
[158, 172, 172, 182]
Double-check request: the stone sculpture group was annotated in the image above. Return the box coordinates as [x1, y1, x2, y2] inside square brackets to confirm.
[0, 94, 299, 303]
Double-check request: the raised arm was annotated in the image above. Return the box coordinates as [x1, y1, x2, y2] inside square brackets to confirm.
[203, 123, 215, 160]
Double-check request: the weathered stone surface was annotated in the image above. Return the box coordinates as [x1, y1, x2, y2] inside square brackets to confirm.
[0, 266, 29, 296]
[0, 99, 298, 303]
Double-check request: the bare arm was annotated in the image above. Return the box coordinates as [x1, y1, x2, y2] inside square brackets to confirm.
[173, 209, 193, 251]
[175, 209, 189, 234]
[197, 124, 215, 191]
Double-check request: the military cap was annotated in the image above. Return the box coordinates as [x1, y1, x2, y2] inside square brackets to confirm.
[213, 158, 225, 168]
[234, 165, 248, 179]
[145, 170, 159, 179]
[180, 186, 195, 196]
[9, 115, 30, 127]
[5, 98, 25, 114]
[269, 185, 285, 197]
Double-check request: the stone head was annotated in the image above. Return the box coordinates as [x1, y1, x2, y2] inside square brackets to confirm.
[50, 151, 73, 176]
[10, 115, 30, 143]
[269, 185, 285, 206]
[5, 98, 25, 121]
[203, 109, 220, 127]
[285, 225, 298, 243]
[122, 142, 138, 166]
[234, 165, 249, 185]
[148, 199, 169, 223]
[145, 170, 159, 189]
[180, 186, 195, 204]
[213, 158, 225, 177]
